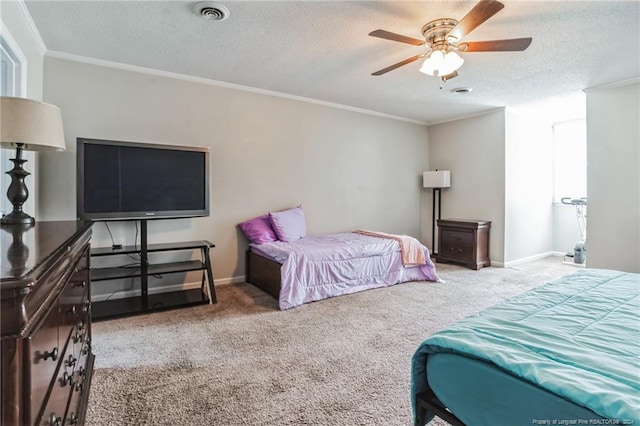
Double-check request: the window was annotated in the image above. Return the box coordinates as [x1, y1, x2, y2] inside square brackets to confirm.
[1, 30, 25, 216]
[553, 119, 586, 203]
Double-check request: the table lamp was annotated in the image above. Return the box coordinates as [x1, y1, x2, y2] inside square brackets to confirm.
[1, 97, 66, 225]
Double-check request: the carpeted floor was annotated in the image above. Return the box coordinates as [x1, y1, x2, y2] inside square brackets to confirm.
[86, 257, 575, 425]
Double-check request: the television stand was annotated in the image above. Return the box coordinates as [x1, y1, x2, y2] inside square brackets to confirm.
[90, 220, 216, 321]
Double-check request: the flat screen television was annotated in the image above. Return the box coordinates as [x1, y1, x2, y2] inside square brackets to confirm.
[77, 138, 209, 221]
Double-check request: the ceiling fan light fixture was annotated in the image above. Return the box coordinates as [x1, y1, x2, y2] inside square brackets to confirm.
[419, 50, 464, 77]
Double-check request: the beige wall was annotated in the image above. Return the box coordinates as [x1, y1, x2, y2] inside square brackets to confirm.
[40, 56, 430, 288]
[586, 80, 640, 272]
[427, 110, 506, 264]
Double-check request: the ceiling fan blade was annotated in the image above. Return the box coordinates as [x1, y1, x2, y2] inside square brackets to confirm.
[441, 71, 459, 81]
[369, 29, 425, 46]
[447, 0, 505, 42]
[371, 54, 424, 76]
[460, 37, 532, 52]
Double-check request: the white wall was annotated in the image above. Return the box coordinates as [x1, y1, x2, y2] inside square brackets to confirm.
[585, 80, 640, 272]
[427, 110, 506, 264]
[504, 110, 554, 263]
[40, 56, 430, 288]
[0, 1, 45, 218]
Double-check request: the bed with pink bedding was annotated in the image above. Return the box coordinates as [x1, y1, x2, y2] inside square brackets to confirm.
[246, 232, 440, 310]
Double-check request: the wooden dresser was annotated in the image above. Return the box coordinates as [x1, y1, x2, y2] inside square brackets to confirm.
[437, 219, 491, 270]
[1, 221, 94, 426]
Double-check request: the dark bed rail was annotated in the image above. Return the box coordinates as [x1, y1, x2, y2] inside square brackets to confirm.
[245, 250, 282, 300]
[416, 389, 465, 426]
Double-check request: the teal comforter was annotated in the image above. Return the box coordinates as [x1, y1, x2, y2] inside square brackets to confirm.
[411, 269, 640, 423]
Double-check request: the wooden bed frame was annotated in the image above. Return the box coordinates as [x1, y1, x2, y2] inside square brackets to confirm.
[245, 250, 282, 300]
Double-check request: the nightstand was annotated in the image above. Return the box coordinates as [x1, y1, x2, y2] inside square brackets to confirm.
[437, 219, 491, 270]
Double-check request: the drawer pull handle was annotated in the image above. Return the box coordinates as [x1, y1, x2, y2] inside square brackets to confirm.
[68, 305, 77, 316]
[65, 355, 77, 368]
[73, 280, 86, 288]
[49, 413, 62, 426]
[42, 347, 58, 361]
[449, 248, 463, 253]
[63, 372, 74, 387]
[73, 333, 84, 344]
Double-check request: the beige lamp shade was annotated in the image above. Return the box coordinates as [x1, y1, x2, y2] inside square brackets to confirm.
[1, 97, 66, 151]
[423, 170, 451, 188]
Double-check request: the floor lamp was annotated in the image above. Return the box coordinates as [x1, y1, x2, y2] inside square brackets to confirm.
[423, 170, 451, 257]
[0, 97, 66, 225]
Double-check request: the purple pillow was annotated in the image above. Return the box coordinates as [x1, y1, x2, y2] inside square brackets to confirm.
[238, 214, 278, 244]
[269, 206, 307, 242]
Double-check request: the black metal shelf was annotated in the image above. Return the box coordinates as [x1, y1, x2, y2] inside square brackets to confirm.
[90, 220, 216, 321]
[91, 289, 209, 321]
[91, 260, 206, 282]
[91, 240, 213, 257]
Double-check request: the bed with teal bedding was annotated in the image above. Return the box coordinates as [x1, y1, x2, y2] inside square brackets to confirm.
[411, 269, 640, 426]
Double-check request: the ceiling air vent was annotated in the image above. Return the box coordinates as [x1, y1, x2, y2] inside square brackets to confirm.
[194, 2, 229, 21]
[450, 87, 472, 95]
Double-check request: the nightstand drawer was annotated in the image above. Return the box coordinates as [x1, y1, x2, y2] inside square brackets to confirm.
[441, 244, 473, 260]
[440, 230, 474, 247]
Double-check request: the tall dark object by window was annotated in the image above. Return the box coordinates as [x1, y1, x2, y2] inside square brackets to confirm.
[423, 170, 451, 257]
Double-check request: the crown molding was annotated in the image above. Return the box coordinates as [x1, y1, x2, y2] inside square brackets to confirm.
[46, 50, 429, 126]
[583, 77, 640, 93]
[16, 0, 47, 54]
[426, 107, 506, 126]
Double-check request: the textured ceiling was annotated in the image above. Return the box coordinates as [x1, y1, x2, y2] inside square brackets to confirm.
[24, 0, 640, 124]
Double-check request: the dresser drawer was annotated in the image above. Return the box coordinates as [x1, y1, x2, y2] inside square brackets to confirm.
[27, 303, 60, 423]
[59, 277, 87, 338]
[64, 381, 83, 426]
[440, 229, 474, 247]
[36, 340, 74, 425]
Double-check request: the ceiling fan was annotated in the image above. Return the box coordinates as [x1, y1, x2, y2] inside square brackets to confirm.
[369, 0, 532, 82]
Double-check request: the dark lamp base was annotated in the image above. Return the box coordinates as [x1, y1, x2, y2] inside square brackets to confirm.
[3, 144, 36, 226]
[1, 212, 35, 225]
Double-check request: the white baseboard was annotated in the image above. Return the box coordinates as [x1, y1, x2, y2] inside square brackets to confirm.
[91, 276, 246, 301]
[215, 276, 246, 286]
[503, 252, 561, 268]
